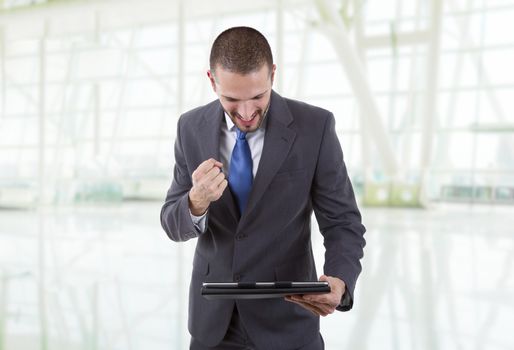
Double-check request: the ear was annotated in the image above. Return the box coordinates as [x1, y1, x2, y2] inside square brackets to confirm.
[207, 70, 217, 92]
[270, 64, 277, 85]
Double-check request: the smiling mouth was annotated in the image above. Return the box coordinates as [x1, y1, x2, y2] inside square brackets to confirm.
[235, 112, 259, 122]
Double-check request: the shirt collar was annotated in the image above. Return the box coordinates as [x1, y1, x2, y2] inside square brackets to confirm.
[224, 112, 236, 131]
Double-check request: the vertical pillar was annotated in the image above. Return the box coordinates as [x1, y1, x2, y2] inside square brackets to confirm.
[94, 84, 100, 156]
[38, 22, 48, 205]
[0, 273, 6, 350]
[419, 0, 442, 205]
[275, 0, 284, 93]
[0, 26, 5, 120]
[94, 12, 101, 157]
[176, 2, 186, 349]
[314, 0, 399, 177]
[91, 283, 99, 350]
[38, 20, 49, 350]
[353, 0, 372, 182]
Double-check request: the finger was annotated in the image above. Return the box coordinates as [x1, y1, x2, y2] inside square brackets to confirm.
[212, 171, 226, 187]
[195, 158, 223, 176]
[195, 159, 216, 175]
[207, 173, 224, 194]
[295, 295, 335, 314]
[216, 179, 228, 197]
[301, 301, 329, 317]
[290, 296, 329, 316]
[320, 274, 345, 294]
[286, 297, 324, 316]
[312, 301, 335, 315]
[305, 302, 335, 316]
[214, 178, 228, 194]
[206, 178, 228, 201]
[211, 159, 223, 168]
[303, 293, 338, 308]
[198, 166, 223, 184]
[304, 295, 339, 311]
[297, 298, 330, 311]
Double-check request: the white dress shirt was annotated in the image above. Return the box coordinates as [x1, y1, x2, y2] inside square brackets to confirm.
[190, 112, 267, 232]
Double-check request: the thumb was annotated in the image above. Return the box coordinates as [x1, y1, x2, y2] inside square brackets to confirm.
[319, 274, 329, 282]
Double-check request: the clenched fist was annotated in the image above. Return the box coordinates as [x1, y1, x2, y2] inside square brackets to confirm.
[189, 158, 228, 215]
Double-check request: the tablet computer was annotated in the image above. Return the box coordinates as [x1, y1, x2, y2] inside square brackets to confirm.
[201, 281, 331, 300]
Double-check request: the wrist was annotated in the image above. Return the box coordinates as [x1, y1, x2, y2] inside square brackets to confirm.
[188, 191, 209, 215]
[334, 277, 346, 295]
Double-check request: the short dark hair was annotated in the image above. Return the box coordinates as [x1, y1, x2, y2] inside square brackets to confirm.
[209, 26, 273, 75]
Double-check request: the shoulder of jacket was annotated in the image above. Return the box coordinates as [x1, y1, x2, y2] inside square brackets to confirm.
[283, 96, 332, 119]
[179, 99, 219, 125]
[281, 96, 333, 129]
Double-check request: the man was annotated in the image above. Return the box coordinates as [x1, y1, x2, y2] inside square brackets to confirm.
[161, 26, 365, 350]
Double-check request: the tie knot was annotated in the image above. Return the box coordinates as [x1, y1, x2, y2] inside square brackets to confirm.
[236, 128, 247, 140]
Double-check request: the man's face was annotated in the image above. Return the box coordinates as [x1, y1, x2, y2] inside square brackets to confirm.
[208, 64, 275, 133]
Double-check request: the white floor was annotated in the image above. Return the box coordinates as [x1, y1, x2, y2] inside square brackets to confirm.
[0, 202, 513, 350]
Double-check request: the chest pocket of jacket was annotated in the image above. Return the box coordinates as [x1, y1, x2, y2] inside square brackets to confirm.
[270, 168, 307, 184]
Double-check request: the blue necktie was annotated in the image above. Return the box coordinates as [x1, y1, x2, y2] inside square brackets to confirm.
[228, 129, 253, 215]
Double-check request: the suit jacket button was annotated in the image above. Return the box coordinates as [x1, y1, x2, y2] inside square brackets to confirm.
[234, 274, 241, 282]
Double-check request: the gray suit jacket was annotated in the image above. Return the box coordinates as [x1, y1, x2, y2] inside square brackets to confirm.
[161, 90, 366, 349]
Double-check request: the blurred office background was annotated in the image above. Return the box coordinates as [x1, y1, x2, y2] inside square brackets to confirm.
[0, 0, 513, 349]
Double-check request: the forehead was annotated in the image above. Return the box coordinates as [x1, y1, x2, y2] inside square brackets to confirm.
[213, 65, 271, 100]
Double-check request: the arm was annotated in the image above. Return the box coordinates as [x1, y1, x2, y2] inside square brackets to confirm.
[160, 117, 227, 241]
[287, 112, 366, 315]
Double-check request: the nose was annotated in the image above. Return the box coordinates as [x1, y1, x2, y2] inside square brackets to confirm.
[238, 101, 254, 121]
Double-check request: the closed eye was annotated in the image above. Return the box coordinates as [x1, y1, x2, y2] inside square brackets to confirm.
[222, 91, 266, 102]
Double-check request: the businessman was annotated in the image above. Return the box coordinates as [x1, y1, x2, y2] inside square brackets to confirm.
[161, 26, 366, 350]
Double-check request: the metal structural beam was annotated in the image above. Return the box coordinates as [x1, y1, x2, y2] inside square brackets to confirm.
[362, 30, 430, 49]
[38, 22, 48, 205]
[37, 20, 49, 350]
[275, 0, 284, 93]
[0, 25, 4, 119]
[446, 0, 507, 124]
[314, 0, 399, 177]
[352, 0, 373, 181]
[470, 123, 514, 132]
[419, 0, 442, 206]
[0, 272, 6, 350]
[0, 0, 311, 41]
[176, 1, 186, 349]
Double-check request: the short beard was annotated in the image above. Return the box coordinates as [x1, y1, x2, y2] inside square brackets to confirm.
[227, 101, 270, 132]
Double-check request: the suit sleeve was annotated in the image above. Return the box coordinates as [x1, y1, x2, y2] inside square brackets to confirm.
[160, 116, 206, 242]
[311, 112, 366, 311]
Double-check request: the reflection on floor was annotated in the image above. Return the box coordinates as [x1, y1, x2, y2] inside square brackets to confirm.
[0, 202, 513, 350]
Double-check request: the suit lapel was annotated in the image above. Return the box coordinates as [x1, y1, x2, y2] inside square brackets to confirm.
[239, 91, 296, 226]
[199, 102, 239, 222]
[199, 101, 222, 161]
